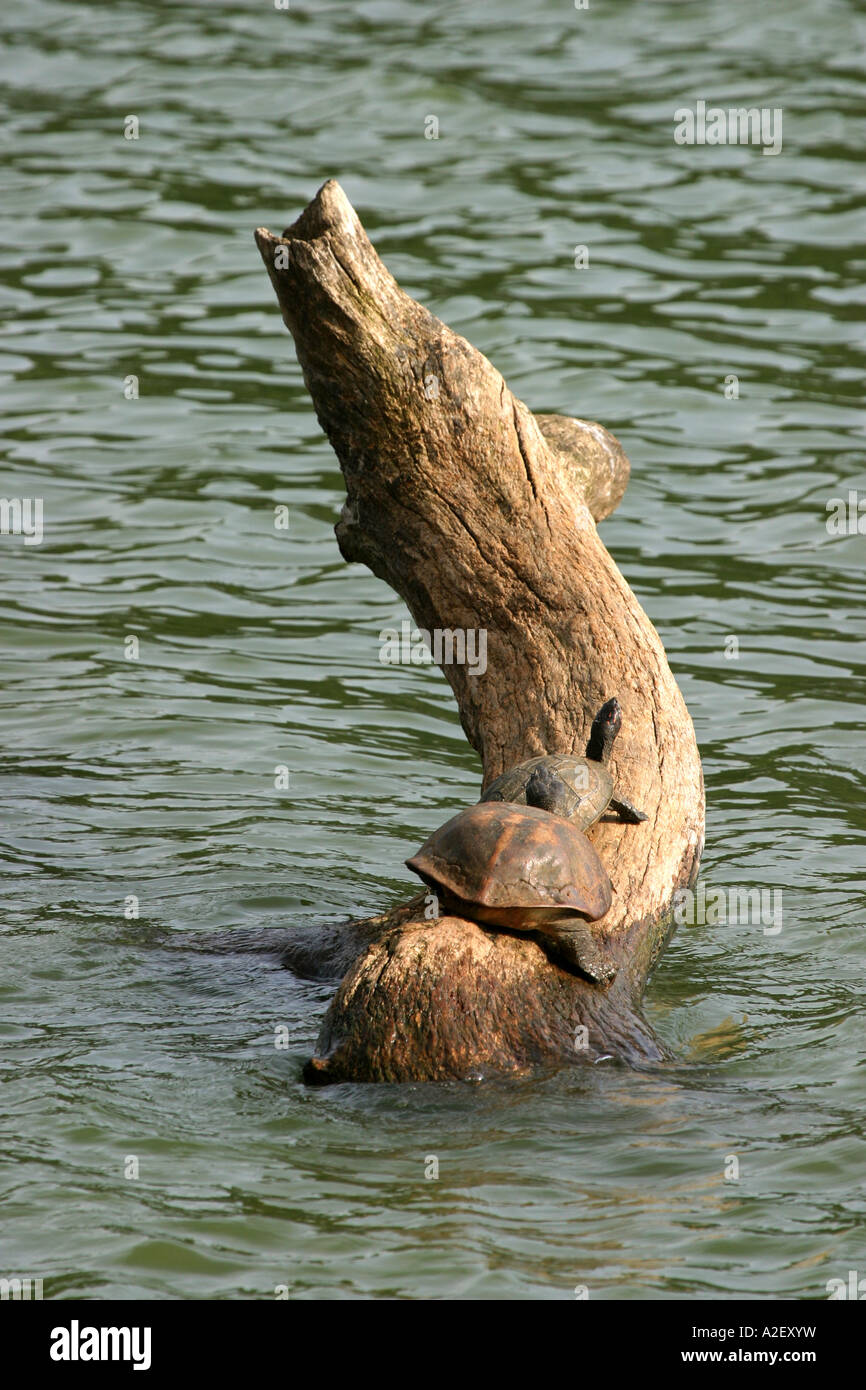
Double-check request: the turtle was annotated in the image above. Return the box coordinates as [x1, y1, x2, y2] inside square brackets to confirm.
[405, 798, 618, 983]
[480, 697, 647, 827]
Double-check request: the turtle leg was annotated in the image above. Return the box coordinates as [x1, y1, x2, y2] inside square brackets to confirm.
[537, 922, 619, 986]
[608, 794, 648, 823]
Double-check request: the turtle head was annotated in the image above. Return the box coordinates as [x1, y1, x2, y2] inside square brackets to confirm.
[525, 764, 571, 818]
[586, 697, 622, 765]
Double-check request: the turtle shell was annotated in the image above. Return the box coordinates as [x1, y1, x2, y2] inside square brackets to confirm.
[406, 800, 612, 930]
[481, 753, 613, 829]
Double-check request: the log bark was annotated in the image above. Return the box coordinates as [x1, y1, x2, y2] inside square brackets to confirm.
[254, 180, 704, 1083]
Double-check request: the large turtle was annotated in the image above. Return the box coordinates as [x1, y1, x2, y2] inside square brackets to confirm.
[406, 799, 618, 983]
[481, 697, 647, 826]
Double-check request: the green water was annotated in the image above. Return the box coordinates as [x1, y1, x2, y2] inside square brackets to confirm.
[1, 0, 865, 1299]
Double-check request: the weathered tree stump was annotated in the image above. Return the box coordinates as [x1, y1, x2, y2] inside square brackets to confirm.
[254, 180, 704, 1083]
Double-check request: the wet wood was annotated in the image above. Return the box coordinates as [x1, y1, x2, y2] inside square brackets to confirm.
[254, 180, 704, 1083]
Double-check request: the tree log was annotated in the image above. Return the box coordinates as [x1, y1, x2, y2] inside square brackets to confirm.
[254, 180, 704, 1083]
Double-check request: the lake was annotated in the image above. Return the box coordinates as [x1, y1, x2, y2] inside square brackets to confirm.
[1, 0, 864, 1299]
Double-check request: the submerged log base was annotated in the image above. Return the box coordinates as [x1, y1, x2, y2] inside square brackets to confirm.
[274, 895, 427, 980]
[304, 917, 672, 1086]
[169, 897, 426, 982]
[255, 180, 705, 1084]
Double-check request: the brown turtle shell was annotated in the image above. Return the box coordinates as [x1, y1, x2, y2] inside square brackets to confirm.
[406, 800, 612, 929]
[481, 753, 614, 829]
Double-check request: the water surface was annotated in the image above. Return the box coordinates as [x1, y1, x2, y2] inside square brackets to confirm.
[1, 0, 865, 1299]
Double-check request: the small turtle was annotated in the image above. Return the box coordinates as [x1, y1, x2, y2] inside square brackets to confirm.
[406, 799, 618, 983]
[481, 697, 647, 827]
